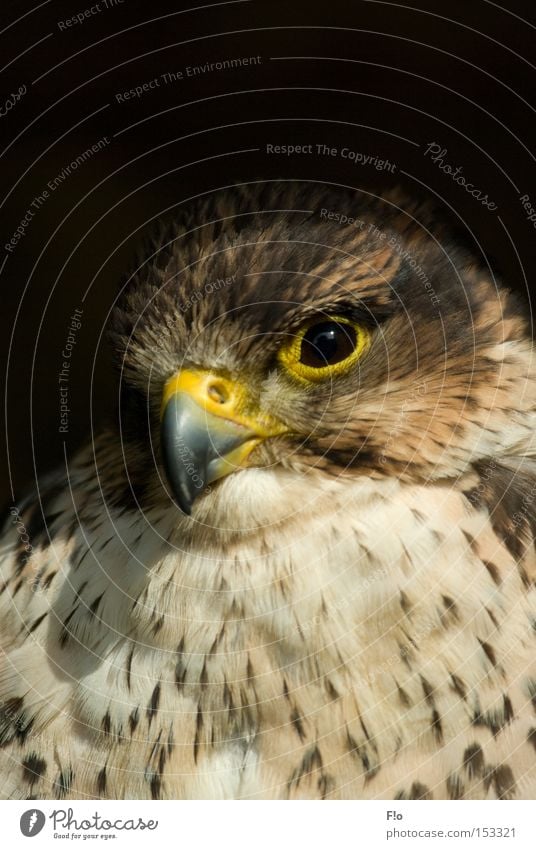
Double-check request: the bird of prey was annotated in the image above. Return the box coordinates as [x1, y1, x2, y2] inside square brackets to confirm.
[1, 183, 535, 800]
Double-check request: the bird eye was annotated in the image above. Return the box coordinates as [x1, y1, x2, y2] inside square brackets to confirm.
[278, 315, 371, 382]
[300, 321, 356, 367]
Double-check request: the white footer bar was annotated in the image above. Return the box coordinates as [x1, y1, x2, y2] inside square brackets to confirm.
[2, 799, 534, 848]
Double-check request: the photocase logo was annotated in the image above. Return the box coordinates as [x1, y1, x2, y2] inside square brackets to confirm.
[20, 809, 46, 837]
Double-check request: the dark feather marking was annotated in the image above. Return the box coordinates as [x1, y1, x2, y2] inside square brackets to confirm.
[129, 707, 140, 735]
[175, 659, 186, 691]
[420, 676, 435, 703]
[503, 694, 515, 724]
[482, 560, 502, 585]
[125, 646, 134, 690]
[527, 679, 536, 713]
[409, 781, 434, 799]
[359, 717, 377, 752]
[290, 707, 306, 741]
[399, 642, 413, 669]
[399, 591, 412, 616]
[396, 683, 411, 707]
[482, 764, 495, 791]
[472, 694, 514, 736]
[130, 592, 143, 612]
[89, 593, 104, 614]
[152, 615, 165, 636]
[76, 547, 93, 570]
[149, 772, 162, 800]
[31, 566, 47, 589]
[1, 697, 35, 745]
[43, 509, 63, 525]
[193, 703, 203, 763]
[97, 766, 107, 795]
[147, 683, 161, 724]
[209, 628, 224, 655]
[15, 548, 30, 576]
[469, 460, 536, 573]
[410, 782, 433, 800]
[15, 715, 34, 745]
[484, 764, 517, 799]
[446, 773, 465, 799]
[102, 712, 112, 735]
[223, 680, 234, 711]
[463, 743, 485, 778]
[59, 606, 78, 647]
[419, 675, 443, 742]
[325, 679, 340, 700]
[462, 530, 478, 552]
[3, 696, 23, 714]
[42, 571, 57, 590]
[288, 745, 323, 789]
[0, 696, 25, 744]
[21, 754, 47, 786]
[396, 781, 432, 800]
[317, 773, 335, 799]
[431, 709, 443, 742]
[347, 732, 380, 780]
[167, 725, 175, 755]
[494, 764, 517, 799]
[450, 673, 467, 700]
[54, 767, 73, 799]
[485, 607, 500, 630]
[28, 612, 48, 633]
[527, 727, 536, 751]
[148, 730, 163, 762]
[441, 594, 459, 624]
[479, 639, 497, 668]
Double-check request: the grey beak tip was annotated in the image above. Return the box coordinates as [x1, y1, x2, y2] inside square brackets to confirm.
[160, 396, 208, 515]
[169, 472, 195, 515]
[176, 497, 192, 517]
[160, 388, 255, 515]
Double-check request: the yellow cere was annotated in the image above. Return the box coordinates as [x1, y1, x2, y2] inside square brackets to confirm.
[161, 368, 289, 438]
[277, 315, 372, 383]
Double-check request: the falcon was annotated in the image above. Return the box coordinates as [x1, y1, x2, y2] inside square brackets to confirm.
[1, 183, 535, 800]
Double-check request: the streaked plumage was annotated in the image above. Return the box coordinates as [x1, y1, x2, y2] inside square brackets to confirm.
[1, 183, 535, 799]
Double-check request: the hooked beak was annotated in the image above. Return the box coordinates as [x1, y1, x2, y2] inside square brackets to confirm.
[160, 369, 287, 514]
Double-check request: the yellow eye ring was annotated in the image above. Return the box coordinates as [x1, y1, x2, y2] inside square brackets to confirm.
[278, 315, 371, 383]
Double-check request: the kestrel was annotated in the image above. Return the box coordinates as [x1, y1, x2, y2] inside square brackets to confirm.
[1, 183, 535, 799]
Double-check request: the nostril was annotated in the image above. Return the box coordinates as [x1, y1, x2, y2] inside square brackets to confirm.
[207, 381, 229, 404]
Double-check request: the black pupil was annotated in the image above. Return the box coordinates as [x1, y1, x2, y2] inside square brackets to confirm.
[300, 321, 357, 368]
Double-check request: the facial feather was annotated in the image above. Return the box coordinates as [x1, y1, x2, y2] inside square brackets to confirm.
[109, 183, 534, 501]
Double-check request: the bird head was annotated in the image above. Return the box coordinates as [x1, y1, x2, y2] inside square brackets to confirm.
[109, 183, 531, 520]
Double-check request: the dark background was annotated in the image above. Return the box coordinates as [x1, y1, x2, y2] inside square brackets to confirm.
[1, 0, 535, 504]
